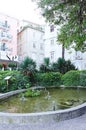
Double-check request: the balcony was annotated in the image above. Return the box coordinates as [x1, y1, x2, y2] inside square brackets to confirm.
[0, 21, 10, 31]
[0, 32, 12, 42]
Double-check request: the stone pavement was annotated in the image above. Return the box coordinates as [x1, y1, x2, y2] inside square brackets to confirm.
[0, 114, 86, 130]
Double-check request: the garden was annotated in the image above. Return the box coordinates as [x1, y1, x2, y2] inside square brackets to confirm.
[0, 56, 86, 113]
[0, 56, 86, 93]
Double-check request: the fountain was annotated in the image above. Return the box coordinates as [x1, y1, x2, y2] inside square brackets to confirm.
[20, 93, 27, 101]
[52, 101, 56, 111]
[0, 88, 86, 124]
[44, 87, 51, 100]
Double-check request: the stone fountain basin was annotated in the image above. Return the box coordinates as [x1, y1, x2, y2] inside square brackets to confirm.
[0, 89, 86, 124]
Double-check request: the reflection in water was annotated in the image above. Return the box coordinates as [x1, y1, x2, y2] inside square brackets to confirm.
[0, 88, 86, 113]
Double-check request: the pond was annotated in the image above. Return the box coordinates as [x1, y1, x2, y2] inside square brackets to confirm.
[0, 88, 86, 113]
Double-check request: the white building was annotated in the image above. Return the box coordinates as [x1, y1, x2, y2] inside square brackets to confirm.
[44, 24, 62, 63]
[17, 20, 45, 69]
[17, 20, 86, 70]
[44, 23, 86, 70]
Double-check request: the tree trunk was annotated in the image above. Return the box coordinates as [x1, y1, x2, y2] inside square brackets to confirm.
[62, 44, 65, 59]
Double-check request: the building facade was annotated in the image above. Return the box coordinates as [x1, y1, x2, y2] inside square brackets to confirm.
[0, 13, 18, 67]
[0, 13, 85, 70]
[17, 20, 45, 68]
[44, 23, 86, 70]
[44, 24, 62, 63]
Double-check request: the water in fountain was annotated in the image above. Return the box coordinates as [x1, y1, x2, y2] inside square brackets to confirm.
[20, 93, 27, 101]
[79, 72, 86, 87]
[0, 88, 86, 113]
[52, 101, 56, 111]
[44, 87, 51, 100]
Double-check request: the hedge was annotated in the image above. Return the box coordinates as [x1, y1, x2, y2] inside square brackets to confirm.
[36, 72, 62, 87]
[62, 70, 86, 87]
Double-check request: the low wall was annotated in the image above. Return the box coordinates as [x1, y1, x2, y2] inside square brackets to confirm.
[0, 89, 26, 100]
[0, 90, 86, 124]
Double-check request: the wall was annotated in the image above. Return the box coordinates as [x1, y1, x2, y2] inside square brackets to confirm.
[0, 13, 18, 61]
[44, 24, 62, 63]
[44, 23, 86, 70]
[17, 21, 45, 68]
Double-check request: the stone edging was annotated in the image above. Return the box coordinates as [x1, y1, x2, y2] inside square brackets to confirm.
[0, 89, 86, 124]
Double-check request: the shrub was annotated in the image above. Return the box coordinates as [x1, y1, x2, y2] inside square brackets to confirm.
[36, 72, 62, 87]
[19, 57, 36, 84]
[7, 71, 30, 90]
[0, 70, 10, 92]
[51, 62, 58, 72]
[39, 58, 51, 73]
[24, 89, 40, 97]
[0, 70, 30, 92]
[19, 56, 36, 75]
[79, 70, 86, 86]
[0, 64, 3, 69]
[56, 58, 77, 74]
[62, 70, 86, 87]
[8, 62, 17, 70]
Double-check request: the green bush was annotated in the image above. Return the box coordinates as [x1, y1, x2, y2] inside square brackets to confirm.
[0, 70, 30, 92]
[0, 70, 10, 92]
[39, 58, 77, 74]
[9, 71, 29, 90]
[24, 89, 40, 97]
[79, 70, 86, 86]
[8, 62, 17, 70]
[36, 72, 62, 87]
[19, 56, 36, 85]
[62, 70, 86, 87]
[39, 58, 51, 73]
[19, 56, 36, 75]
[56, 58, 77, 74]
[0, 64, 3, 69]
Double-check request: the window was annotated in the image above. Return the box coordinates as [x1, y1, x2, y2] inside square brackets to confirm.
[50, 25, 54, 32]
[40, 34, 43, 39]
[1, 43, 6, 51]
[33, 42, 36, 48]
[33, 32, 35, 37]
[40, 43, 43, 50]
[50, 51, 54, 61]
[1, 31, 5, 37]
[5, 20, 7, 27]
[32, 52, 36, 61]
[51, 39, 54, 45]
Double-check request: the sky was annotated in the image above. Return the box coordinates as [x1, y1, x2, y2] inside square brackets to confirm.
[0, 0, 45, 24]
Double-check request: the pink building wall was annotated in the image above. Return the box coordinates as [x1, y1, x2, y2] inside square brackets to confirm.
[0, 13, 18, 60]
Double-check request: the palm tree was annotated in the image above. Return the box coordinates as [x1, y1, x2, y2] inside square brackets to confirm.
[19, 56, 36, 75]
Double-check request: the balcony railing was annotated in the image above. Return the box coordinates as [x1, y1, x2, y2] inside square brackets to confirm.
[0, 22, 10, 30]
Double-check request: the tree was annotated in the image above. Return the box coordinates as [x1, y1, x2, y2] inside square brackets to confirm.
[51, 57, 77, 74]
[19, 57, 36, 75]
[44, 57, 50, 66]
[33, 0, 86, 51]
[8, 62, 17, 70]
[39, 58, 51, 72]
[19, 57, 36, 84]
